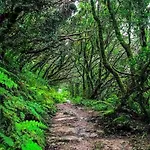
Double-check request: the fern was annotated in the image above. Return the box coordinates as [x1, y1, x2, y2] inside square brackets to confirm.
[0, 71, 17, 88]
[15, 120, 47, 147]
[1, 105, 20, 122]
[27, 101, 45, 120]
[16, 120, 47, 131]
[0, 132, 14, 147]
[0, 68, 56, 150]
[21, 140, 42, 150]
[0, 88, 8, 94]
[0, 144, 6, 150]
[3, 95, 45, 122]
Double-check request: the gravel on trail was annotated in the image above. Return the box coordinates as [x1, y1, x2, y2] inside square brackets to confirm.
[46, 103, 132, 150]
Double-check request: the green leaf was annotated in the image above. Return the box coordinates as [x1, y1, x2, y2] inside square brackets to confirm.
[0, 87, 7, 94]
[22, 140, 42, 150]
[0, 132, 14, 147]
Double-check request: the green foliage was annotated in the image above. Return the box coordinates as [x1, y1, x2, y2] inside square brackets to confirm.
[0, 67, 56, 150]
[15, 121, 47, 149]
[49, 88, 70, 103]
[22, 140, 42, 150]
[128, 99, 142, 115]
[72, 96, 83, 105]
[113, 114, 130, 125]
[72, 94, 119, 116]
[0, 132, 14, 147]
[16, 120, 47, 131]
[0, 69, 17, 88]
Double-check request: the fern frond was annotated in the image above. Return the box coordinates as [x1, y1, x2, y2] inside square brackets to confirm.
[0, 71, 17, 88]
[16, 120, 47, 131]
[21, 140, 42, 150]
[15, 121, 47, 147]
[0, 88, 8, 95]
[0, 132, 14, 147]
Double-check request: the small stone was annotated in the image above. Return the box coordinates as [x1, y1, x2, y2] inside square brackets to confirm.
[80, 117, 84, 120]
[51, 143, 56, 146]
[49, 136, 82, 143]
[55, 117, 77, 122]
[51, 126, 77, 135]
[89, 133, 98, 138]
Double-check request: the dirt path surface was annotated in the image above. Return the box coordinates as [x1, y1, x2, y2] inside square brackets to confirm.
[46, 103, 132, 150]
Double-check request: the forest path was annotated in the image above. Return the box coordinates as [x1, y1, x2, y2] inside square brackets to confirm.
[46, 103, 132, 150]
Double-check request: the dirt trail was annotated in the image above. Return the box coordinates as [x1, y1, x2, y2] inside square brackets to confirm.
[46, 103, 132, 150]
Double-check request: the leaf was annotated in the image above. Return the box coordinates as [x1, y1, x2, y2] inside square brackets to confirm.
[0, 132, 14, 147]
[0, 71, 17, 88]
[102, 109, 115, 116]
[113, 115, 130, 124]
[22, 140, 42, 150]
[0, 87, 7, 94]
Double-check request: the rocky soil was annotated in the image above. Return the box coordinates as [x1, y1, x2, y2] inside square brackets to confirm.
[46, 103, 133, 150]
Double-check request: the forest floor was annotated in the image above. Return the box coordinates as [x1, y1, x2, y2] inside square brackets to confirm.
[46, 103, 150, 150]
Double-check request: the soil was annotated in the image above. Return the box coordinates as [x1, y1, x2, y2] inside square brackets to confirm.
[46, 103, 149, 150]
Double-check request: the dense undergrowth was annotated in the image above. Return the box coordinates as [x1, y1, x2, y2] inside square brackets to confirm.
[72, 95, 150, 134]
[0, 66, 67, 150]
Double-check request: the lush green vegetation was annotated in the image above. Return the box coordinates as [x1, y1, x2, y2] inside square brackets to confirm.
[0, 0, 150, 149]
[0, 67, 57, 150]
[69, 0, 150, 123]
[0, 1, 76, 149]
[72, 95, 119, 114]
[0, 66, 70, 150]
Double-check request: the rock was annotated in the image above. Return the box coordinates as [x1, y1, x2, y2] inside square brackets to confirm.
[51, 126, 77, 135]
[54, 117, 77, 123]
[80, 117, 84, 120]
[89, 133, 98, 138]
[51, 143, 56, 146]
[49, 136, 82, 143]
[79, 132, 90, 138]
